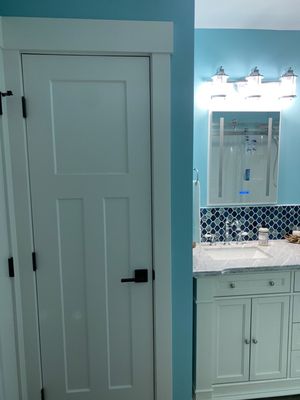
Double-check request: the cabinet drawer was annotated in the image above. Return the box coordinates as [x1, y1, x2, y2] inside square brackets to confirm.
[215, 272, 291, 297]
[293, 296, 300, 322]
[292, 324, 300, 350]
[291, 351, 300, 378]
[294, 271, 300, 291]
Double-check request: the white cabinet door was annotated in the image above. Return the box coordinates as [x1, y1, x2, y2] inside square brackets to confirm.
[213, 298, 251, 383]
[22, 54, 153, 400]
[250, 296, 289, 381]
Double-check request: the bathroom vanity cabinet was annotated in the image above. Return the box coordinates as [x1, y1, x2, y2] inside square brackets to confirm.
[193, 270, 300, 400]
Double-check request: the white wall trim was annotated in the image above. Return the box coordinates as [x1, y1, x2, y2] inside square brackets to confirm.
[0, 48, 21, 400]
[0, 17, 173, 400]
[151, 53, 172, 400]
[0, 18, 4, 47]
[1, 17, 173, 53]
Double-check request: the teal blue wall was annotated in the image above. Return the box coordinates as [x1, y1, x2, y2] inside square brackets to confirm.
[194, 29, 300, 206]
[0, 3, 194, 400]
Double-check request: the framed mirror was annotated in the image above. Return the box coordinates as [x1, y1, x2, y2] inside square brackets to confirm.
[208, 111, 280, 205]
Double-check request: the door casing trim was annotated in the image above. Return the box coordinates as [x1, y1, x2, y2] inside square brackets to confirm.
[0, 17, 172, 400]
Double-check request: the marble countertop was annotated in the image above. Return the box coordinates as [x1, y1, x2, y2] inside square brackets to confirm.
[193, 240, 300, 276]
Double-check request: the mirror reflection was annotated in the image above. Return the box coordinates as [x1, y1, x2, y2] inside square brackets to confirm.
[208, 111, 280, 205]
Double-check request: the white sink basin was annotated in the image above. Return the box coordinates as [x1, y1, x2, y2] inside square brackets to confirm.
[204, 246, 271, 261]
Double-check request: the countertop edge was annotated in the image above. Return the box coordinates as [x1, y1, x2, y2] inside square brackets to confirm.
[193, 263, 300, 277]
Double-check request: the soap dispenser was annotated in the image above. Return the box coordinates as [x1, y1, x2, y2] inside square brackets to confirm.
[258, 226, 269, 246]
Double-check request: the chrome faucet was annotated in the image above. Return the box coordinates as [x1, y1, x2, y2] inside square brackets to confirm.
[233, 220, 249, 242]
[225, 218, 248, 244]
[225, 218, 231, 244]
[234, 219, 242, 237]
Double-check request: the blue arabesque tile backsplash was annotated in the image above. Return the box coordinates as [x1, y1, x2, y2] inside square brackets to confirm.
[200, 205, 300, 242]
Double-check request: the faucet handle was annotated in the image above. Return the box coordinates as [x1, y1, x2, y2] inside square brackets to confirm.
[237, 231, 249, 242]
[204, 233, 216, 245]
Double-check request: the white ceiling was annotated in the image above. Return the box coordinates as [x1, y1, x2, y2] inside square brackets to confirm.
[195, 0, 300, 30]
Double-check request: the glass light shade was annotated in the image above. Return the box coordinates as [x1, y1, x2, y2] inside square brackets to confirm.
[245, 67, 263, 98]
[211, 66, 229, 98]
[280, 67, 297, 98]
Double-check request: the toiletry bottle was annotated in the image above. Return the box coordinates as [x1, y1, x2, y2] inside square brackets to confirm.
[292, 227, 300, 237]
[258, 227, 269, 246]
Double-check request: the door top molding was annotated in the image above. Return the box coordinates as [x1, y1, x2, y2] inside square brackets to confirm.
[0, 17, 173, 53]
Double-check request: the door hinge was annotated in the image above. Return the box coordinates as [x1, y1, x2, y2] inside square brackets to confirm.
[22, 96, 27, 118]
[41, 387, 45, 400]
[0, 91, 14, 116]
[8, 257, 15, 278]
[32, 252, 37, 271]
[152, 269, 155, 281]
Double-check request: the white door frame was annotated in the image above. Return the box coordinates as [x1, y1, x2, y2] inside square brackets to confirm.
[0, 17, 173, 400]
[0, 49, 20, 400]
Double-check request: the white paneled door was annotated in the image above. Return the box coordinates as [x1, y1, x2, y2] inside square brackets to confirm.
[22, 54, 153, 400]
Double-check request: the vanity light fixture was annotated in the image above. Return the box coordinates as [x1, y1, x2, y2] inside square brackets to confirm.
[211, 66, 229, 98]
[280, 67, 297, 99]
[204, 66, 298, 110]
[245, 67, 263, 98]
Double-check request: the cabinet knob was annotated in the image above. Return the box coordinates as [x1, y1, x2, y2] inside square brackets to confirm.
[244, 339, 250, 345]
[252, 338, 258, 344]
[269, 280, 275, 286]
[230, 282, 236, 288]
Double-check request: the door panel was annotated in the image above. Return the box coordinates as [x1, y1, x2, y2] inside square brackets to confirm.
[57, 198, 89, 391]
[51, 80, 128, 175]
[213, 298, 251, 383]
[104, 197, 133, 388]
[22, 54, 153, 400]
[250, 296, 289, 381]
